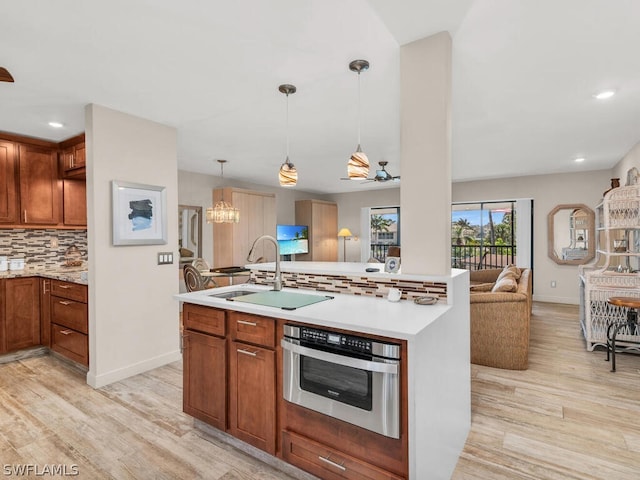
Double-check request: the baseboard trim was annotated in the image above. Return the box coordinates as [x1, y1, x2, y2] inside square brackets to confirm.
[86, 350, 182, 388]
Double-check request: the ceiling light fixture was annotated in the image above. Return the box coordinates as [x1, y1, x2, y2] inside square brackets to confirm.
[206, 159, 239, 224]
[48, 121, 64, 128]
[347, 59, 370, 180]
[574, 157, 585, 163]
[278, 84, 297, 187]
[594, 90, 616, 100]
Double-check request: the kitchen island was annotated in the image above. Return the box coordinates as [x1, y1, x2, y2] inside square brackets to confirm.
[175, 263, 470, 480]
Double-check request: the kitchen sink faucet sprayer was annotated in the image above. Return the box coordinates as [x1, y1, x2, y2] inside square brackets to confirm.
[247, 235, 282, 291]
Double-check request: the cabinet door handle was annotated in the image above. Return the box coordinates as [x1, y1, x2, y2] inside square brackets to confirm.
[42, 280, 49, 294]
[237, 320, 257, 327]
[58, 285, 71, 289]
[59, 330, 73, 335]
[318, 454, 346, 472]
[59, 301, 72, 306]
[23, 210, 27, 223]
[237, 348, 258, 357]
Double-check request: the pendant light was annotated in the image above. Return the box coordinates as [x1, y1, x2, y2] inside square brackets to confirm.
[278, 84, 297, 187]
[206, 159, 240, 224]
[347, 59, 370, 180]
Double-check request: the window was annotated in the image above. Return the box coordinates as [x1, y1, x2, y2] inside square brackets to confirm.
[452, 201, 520, 270]
[370, 207, 400, 261]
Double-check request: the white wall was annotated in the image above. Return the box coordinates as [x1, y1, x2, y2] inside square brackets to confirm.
[178, 170, 330, 266]
[612, 140, 640, 182]
[86, 104, 180, 388]
[453, 170, 610, 304]
[325, 188, 400, 261]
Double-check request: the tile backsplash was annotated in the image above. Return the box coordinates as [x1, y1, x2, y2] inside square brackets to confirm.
[0, 229, 88, 268]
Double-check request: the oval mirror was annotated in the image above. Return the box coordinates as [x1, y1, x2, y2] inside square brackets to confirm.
[547, 204, 595, 265]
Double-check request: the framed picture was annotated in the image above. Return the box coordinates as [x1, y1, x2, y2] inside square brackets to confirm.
[112, 180, 167, 246]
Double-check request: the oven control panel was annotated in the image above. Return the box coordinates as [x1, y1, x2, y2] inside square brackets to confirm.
[300, 327, 372, 354]
[284, 324, 401, 360]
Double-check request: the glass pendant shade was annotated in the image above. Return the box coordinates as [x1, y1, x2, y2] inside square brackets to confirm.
[348, 145, 369, 180]
[279, 84, 297, 187]
[347, 59, 370, 180]
[279, 156, 297, 187]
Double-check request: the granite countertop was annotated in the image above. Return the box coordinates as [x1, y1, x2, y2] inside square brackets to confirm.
[0, 265, 88, 285]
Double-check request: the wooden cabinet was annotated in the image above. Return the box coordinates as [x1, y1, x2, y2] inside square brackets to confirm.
[60, 139, 86, 178]
[0, 132, 86, 229]
[181, 305, 277, 455]
[18, 143, 62, 225]
[4, 277, 40, 353]
[182, 304, 227, 429]
[50, 279, 88, 366]
[228, 311, 276, 454]
[295, 199, 338, 261]
[40, 278, 51, 347]
[282, 431, 405, 480]
[0, 140, 18, 223]
[213, 188, 276, 285]
[63, 178, 87, 226]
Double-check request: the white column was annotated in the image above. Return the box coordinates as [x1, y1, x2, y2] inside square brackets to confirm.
[400, 32, 452, 276]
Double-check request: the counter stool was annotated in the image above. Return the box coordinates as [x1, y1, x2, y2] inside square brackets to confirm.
[606, 296, 640, 372]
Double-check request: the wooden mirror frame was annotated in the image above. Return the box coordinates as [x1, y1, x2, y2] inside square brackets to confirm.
[547, 204, 595, 265]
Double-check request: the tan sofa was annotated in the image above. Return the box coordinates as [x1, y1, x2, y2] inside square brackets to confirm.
[469, 267, 532, 370]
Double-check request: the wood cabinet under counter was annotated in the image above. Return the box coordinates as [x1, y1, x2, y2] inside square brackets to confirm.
[50, 279, 88, 366]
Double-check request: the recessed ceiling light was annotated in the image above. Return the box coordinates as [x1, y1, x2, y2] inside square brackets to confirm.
[574, 157, 585, 163]
[593, 90, 616, 100]
[48, 121, 64, 128]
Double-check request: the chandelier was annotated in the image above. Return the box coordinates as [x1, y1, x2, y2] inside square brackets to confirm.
[206, 159, 239, 224]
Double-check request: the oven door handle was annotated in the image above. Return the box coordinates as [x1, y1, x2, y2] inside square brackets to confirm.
[281, 339, 399, 374]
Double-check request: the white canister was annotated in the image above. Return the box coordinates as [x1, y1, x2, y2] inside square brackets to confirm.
[9, 258, 25, 271]
[0, 256, 7, 272]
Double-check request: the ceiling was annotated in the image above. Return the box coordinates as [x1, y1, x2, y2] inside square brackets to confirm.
[1, 0, 639, 194]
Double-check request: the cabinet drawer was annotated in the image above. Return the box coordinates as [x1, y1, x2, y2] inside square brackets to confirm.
[282, 431, 405, 480]
[51, 324, 88, 367]
[183, 303, 225, 337]
[51, 296, 88, 334]
[51, 280, 88, 303]
[229, 311, 275, 348]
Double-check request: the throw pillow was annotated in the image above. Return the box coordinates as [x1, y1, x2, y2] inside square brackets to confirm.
[492, 276, 517, 292]
[497, 264, 521, 282]
[470, 282, 495, 292]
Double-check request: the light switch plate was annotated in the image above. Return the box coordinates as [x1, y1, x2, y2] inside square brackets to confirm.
[157, 252, 174, 265]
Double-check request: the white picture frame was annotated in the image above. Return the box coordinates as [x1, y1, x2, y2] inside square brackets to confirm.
[112, 180, 167, 246]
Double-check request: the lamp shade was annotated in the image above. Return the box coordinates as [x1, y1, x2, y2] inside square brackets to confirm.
[337, 228, 353, 237]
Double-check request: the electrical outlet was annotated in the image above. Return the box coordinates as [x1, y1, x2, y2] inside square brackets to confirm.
[551, 280, 557, 288]
[50, 237, 59, 248]
[157, 252, 174, 265]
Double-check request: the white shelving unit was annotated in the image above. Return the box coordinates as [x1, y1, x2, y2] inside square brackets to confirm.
[579, 185, 640, 351]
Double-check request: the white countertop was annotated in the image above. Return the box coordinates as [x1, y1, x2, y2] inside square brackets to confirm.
[175, 283, 451, 341]
[246, 260, 464, 283]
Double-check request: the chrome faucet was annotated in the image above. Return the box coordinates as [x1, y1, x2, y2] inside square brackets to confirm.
[247, 235, 282, 291]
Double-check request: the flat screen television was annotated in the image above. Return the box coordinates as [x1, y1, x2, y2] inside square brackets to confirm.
[276, 224, 309, 255]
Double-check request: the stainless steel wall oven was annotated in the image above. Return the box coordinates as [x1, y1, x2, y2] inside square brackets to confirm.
[281, 324, 401, 439]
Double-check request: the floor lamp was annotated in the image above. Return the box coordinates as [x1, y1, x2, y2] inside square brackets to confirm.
[337, 228, 353, 262]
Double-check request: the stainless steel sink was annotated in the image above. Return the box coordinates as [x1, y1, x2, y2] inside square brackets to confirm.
[207, 289, 262, 299]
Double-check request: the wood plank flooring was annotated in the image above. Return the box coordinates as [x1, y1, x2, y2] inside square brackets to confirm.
[452, 302, 640, 480]
[0, 301, 638, 479]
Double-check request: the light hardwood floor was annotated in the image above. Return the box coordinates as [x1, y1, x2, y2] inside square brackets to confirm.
[0, 302, 638, 479]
